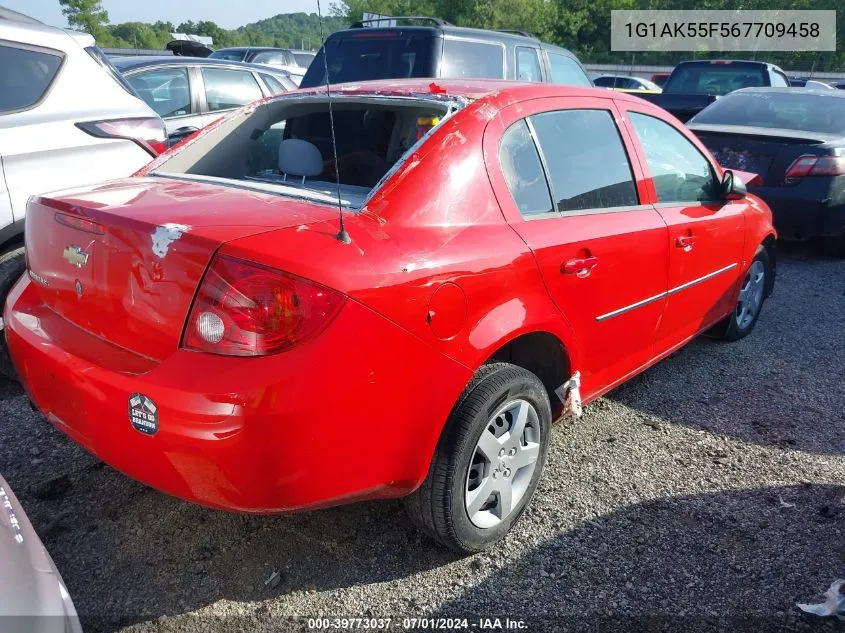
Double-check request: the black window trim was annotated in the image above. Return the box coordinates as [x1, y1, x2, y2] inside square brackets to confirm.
[519, 107, 642, 220]
[626, 109, 724, 206]
[0, 39, 66, 116]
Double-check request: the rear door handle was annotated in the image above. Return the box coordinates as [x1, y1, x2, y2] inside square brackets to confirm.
[562, 256, 600, 277]
[675, 235, 696, 251]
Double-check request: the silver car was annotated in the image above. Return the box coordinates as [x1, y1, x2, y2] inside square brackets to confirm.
[113, 56, 297, 145]
[0, 9, 164, 344]
[0, 473, 82, 633]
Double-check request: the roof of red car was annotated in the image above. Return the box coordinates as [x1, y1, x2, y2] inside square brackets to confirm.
[294, 78, 651, 106]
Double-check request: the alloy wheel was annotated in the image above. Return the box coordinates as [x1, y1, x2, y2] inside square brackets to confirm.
[736, 259, 766, 330]
[465, 399, 541, 529]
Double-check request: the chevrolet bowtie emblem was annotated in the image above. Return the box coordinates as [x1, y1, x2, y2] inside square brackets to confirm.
[63, 245, 89, 268]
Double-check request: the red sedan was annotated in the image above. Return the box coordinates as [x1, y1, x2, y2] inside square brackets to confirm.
[5, 80, 776, 553]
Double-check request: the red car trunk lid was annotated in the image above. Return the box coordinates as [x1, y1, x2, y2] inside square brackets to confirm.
[24, 177, 338, 362]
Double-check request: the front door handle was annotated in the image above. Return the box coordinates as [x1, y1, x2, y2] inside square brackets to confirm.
[675, 235, 696, 251]
[562, 256, 600, 277]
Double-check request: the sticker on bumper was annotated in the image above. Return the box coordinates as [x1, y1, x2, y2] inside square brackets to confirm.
[128, 393, 158, 435]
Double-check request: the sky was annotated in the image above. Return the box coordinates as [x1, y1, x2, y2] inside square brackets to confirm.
[5, 0, 324, 29]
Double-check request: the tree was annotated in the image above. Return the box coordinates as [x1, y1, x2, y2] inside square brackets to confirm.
[58, 0, 110, 40]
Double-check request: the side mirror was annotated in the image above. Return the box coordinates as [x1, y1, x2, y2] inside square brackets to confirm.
[721, 170, 746, 200]
[167, 126, 200, 149]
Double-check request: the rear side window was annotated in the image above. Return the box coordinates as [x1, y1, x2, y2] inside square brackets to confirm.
[629, 112, 717, 203]
[516, 47, 542, 82]
[201, 68, 263, 112]
[127, 67, 192, 117]
[440, 39, 503, 79]
[301, 35, 436, 87]
[0, 44, 63, 113]
[260, 73, 288, 95]
[530, 109, 638, 212]
[499, 120, 553, 216]
[547, 53, 591, 87]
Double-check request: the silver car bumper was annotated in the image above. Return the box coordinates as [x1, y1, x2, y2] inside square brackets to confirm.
[0, 474, 82, 633]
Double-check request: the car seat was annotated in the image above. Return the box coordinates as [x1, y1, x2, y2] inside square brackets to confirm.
[278, 138, 323, 183]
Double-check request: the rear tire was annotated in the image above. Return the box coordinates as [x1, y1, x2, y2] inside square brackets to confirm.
[0, 245, 25, 380]
[822, 233, 845, 258]
[715, 247, 770, 342]
[404, 363, 551, 553]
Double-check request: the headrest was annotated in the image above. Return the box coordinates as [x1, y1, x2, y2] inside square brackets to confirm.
[278, 138, 323, 178]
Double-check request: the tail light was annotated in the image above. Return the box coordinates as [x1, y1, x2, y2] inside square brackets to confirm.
[76, 117, 167, 157]
[784, 154, 845, 183]
[183, 256, 346, 356]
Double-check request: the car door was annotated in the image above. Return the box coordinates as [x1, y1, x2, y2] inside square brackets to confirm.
[125, 65, 203, 141]
[197, 66, 265, 128]
[486, 96, 669, 398]
[622, 106, 746, 353]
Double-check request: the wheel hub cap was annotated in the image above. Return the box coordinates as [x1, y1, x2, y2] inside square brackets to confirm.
[736, 260, 766, 330]
[465, 399, 541, 529]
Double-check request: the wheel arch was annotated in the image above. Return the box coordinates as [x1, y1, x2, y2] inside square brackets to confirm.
[483, 329, 574, 411]
[0, 218, 24, 254]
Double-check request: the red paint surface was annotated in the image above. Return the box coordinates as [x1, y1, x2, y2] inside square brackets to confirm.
[6, 80, 775, 513]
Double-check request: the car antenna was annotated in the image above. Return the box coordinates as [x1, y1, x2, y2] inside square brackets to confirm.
[317, 0, 351, 244]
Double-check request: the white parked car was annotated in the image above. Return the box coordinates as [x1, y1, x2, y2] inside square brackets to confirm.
[593, 74, 663, 91]
[0, 9, 164, 371]
[208, 47, 305, 85]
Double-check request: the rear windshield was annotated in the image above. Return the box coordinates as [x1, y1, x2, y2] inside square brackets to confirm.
[152, 96, 453, 208]
[664, 64, 768, 96]
[300, 34, 437, 87]
[209, 50, 246, 62]
[691, 91, 845, 135]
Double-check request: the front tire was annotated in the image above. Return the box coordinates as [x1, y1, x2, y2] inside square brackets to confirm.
[717, 247, 771, 342]
[822, 233, 845, 258]
[405, 363, 551, 553]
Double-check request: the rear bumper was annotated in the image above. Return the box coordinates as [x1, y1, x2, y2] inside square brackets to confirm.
[5, 276, 471, 513]
[750, 183, 845, 240]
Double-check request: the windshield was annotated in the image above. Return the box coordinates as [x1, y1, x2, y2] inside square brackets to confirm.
[300, 34, 438, 88]
[691, 91, 845, 135]
[664, 64, 767, 96]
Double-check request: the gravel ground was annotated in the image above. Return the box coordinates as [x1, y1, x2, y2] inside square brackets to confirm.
[1, 244, 843, 633]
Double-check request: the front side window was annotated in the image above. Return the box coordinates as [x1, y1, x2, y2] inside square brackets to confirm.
[516, 47, 541, 82]
[0, 44, 63, 113]
[546, 53, 591, 87]
[440, 39, 504, 79]
[201, 68, 263, 112]
[127, 67, 191, 118]
[499, 120, 553, 216]
[529, 109, 638, 212]
[629, 112, 717, 203]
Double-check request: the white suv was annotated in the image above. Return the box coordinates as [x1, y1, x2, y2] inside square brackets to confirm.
[0, 9, 165, 351]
